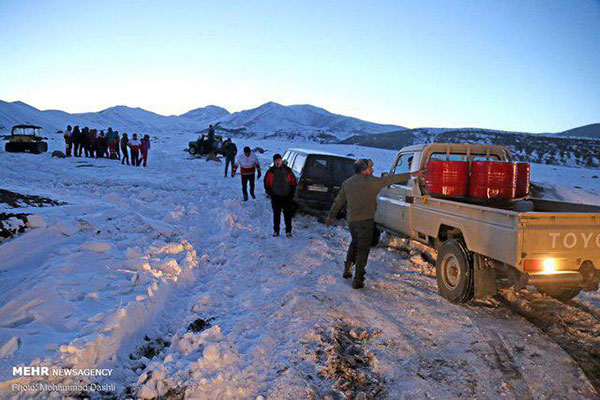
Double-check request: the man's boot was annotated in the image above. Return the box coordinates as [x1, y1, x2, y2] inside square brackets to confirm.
[352, 268, 365, 288]
[343, 262, 353, 279]
[352, 276, 364, 289]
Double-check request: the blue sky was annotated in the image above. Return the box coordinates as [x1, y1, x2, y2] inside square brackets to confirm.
[1, 0, 598, 132]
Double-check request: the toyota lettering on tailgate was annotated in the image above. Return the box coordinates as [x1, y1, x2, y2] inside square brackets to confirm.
[549, 232, 600, 249]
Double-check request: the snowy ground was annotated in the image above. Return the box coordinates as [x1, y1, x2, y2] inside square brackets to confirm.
[0, 134, 598, 399]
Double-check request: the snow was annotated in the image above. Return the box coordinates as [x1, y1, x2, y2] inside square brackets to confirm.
[0, 132, 598, 398]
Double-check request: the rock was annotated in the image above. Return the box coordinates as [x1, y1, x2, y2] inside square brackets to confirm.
[52, 150, 66, 158]
[26, 215, 47, 229]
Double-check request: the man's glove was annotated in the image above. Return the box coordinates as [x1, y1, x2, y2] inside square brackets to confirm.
[325, 217, 334, 227]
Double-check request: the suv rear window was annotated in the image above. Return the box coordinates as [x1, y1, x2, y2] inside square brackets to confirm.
[304, 156, 354, 185]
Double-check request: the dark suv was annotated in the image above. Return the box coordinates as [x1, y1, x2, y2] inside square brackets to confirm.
[282, 148, 355, 214]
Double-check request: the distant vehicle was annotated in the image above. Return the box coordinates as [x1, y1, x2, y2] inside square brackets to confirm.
[5, 125, 48, 154]
[188, 135, 224, 156]
[282, 148, 355, 214]
[375, 143, 600, 303]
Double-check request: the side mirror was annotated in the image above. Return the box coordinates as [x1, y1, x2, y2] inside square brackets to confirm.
[381, 172, 389, 177]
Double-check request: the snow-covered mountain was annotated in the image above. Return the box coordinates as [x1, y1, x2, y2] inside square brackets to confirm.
[0, 100, 403, 138]
[0, 101, 224, 135]
[216, 101, 403, 138]
[179, 105, 230, 122]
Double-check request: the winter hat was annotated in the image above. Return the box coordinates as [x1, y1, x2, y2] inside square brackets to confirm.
[354, 158, 373, 173]
[273, 153, 282, 161]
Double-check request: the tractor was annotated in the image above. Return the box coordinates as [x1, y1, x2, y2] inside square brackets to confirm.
[5, 125, 48, 154]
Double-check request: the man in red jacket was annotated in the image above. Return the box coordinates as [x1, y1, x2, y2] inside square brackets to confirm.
[264, 153, 297, 237]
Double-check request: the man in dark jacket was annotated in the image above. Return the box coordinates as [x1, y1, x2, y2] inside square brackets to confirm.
[206, 124, 215, 152]
[223, 138, 237, 177]
[326, 159, 422, 288]
[264, 153, 297, 237]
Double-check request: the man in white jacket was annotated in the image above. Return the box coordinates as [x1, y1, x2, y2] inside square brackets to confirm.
[232, 146, 261, 201]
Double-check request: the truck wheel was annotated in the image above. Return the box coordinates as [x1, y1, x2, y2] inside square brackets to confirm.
[534, 285, 581, 302]
[436, 239, 474, 304]
[189, 145, 197, 155]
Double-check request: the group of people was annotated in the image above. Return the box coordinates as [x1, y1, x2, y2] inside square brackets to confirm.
[63, 125, 151, 167]
[227, 143, 422, 289]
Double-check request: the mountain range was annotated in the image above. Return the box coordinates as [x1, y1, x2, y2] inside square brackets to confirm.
[0, 100, 404, 139]
[2, 99, 598, 141]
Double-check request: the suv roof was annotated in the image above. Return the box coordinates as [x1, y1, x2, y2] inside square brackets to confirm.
[286, 148, 353, 159]
[12, 124, 43, 130]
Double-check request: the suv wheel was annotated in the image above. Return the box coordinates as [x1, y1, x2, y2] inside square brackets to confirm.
[436, 239, 474, 303]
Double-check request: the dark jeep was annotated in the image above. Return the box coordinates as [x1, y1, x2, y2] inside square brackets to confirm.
[282, 148, 355, 214]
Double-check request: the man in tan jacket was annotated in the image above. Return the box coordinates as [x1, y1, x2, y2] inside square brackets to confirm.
[326, 159, 422, 289]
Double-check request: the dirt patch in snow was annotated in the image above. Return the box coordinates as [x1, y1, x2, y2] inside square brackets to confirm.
[0, 212, 28, 240]
[0, 188, 63, 208]
[187, 317, 215, 333]
[129, 335, 172, 371]
[499, 288, 600, 392]
[314, 323, 384, 399]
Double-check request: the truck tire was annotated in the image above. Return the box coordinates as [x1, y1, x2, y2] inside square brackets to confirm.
[5, 142, 17, 152]
[189, 145, 197, 155]
[534, 284, 581, 302]
[436, 239, 474, 304]
[32, 143, 46, 154]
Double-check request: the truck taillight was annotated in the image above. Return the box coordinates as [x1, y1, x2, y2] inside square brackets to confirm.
[524, 258, 558, 274]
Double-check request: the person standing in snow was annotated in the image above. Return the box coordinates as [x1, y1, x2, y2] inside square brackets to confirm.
[223, 138, 237, 177]
[96, 130, 106, 158]
[326, 159, 423, 289]
[72, 125, 83, 157]
[140, 134, 151, 167]
[63, 125, 73, 156]
[128, 133, 141, 167]
[121, 133, 130, 165]
[232, 146, 261, 201]
[206, 124, 215, 152]
[264, 153, 297, 237]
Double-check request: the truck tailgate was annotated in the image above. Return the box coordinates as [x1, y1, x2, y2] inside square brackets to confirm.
[520, 213, 600, 261]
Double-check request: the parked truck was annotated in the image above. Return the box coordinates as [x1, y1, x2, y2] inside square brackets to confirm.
[375, 143, 600, 303]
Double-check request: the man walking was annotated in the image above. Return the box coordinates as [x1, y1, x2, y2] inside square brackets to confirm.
[326, 159, 422, 289]
[264, 153, 297, 237]
[232, 146, 261, 201]
[223, 138, 237, 177]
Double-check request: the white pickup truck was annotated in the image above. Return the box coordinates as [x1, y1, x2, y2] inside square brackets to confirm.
[375, 143, 600, 303]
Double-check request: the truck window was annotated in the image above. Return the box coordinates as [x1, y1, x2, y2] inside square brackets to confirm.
[392, 152, 414, 175]
[429, 152, 500, 162]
